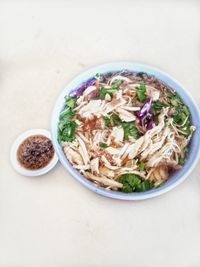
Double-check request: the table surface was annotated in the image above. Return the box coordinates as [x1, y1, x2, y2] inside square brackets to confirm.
[0, 1, 200, 267]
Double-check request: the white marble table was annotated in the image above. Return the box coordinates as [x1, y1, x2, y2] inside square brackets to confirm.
[0, 1, 200, 266]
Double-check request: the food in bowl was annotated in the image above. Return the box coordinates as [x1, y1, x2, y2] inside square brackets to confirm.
[57, 71, 195, 193]
[17, 135, 55, 170]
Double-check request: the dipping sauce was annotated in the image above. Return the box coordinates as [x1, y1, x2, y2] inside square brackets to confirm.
[17, 135, 55, 170]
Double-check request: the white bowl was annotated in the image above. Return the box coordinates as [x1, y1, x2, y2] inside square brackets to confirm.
[51, 62, 200, 200]
[10, 129, 58, 176]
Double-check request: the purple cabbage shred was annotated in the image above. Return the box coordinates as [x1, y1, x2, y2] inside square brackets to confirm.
[70, 78, 96, 97]
[136, 98, 154, 130]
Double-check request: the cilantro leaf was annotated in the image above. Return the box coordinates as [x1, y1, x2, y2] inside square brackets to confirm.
[136, 83, 147, 102]
[152, 101, 167, 115]
[59, 107, 75, 120]
[123, 122, 140, 140]
[167, 92, 183, 107]
[104, 116, 111, 127]
[136, 180, 154, 192]
[120, 173, 154, 193]
[58, 121, 77, 143]
[99, 80, 122, 99]
[64, 96, 77, 109]
[167, 92, 192, 136]
[173, 110, 187, 125]
[58, 97, 77, 143]
[110, 114, 122, 126]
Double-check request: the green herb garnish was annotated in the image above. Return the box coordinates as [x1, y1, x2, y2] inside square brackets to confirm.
[137, 72, 147, 78]
[64, 96, 77, 109]
[95, 73, 101, 78]
[110, 114, 122, 126]
[58, 97, 78, 143]
[59, 108, 75, 121]
[173, 109, 187, 125]
[104, 116, 111, 127]
[173, 104, 191, 135]
[152, 101, 167, 115]
[139, 162, 145, 171]
[99, 80, 122, 99]
[112, 80, 122, 89]
[167, 92, 183, 107]
[136, 83, 147, 102]
[167, 92, 192, 136]
[99, 142, 108, 148]
[178, 156, 185, 165]
[58, 121, 77, 143]
[123, 122, 140, 140]
[104, 116, 140, 140]
[120, 173, 154, 193]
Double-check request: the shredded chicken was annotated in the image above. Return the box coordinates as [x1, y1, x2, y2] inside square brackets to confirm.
[150, 165, 169, 186]
[85, 172, 123, 189]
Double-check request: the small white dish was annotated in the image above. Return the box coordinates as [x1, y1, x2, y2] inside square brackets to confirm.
[10, 129, 58, 176]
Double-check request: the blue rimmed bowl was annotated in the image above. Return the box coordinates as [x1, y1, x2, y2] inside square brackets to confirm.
[51, 62, 200, 200]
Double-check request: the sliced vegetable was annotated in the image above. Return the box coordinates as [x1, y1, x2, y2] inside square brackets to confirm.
[136, 98, 152, 118]
[136, 98, 154, 130]
[70, 78, 96, 97]
[146, 113, 154, 130]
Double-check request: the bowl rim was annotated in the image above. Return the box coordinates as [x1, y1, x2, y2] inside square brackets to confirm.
[51, 61, 200, 200]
